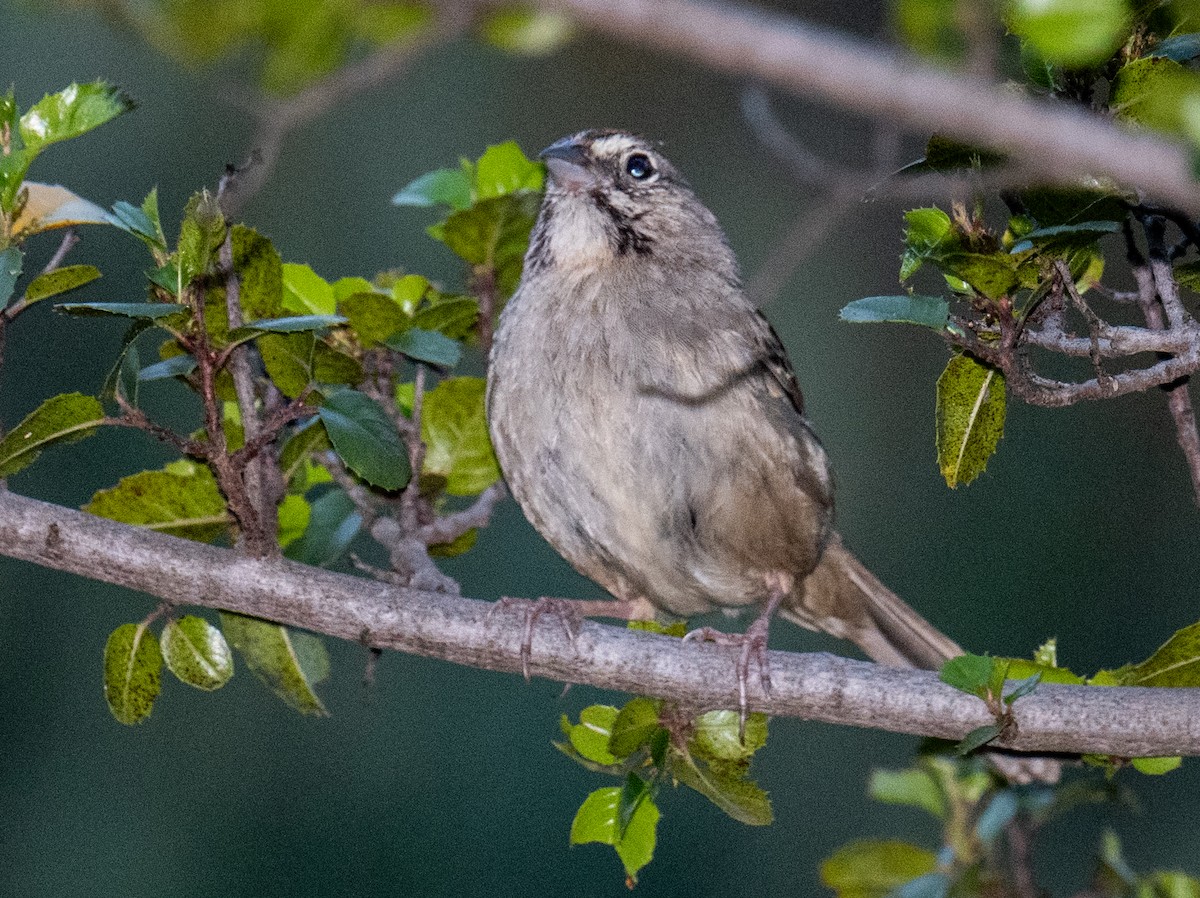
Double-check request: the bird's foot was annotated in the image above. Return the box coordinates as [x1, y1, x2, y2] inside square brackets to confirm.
[683, 613, 774, 739]
[489, 596, 650, 682]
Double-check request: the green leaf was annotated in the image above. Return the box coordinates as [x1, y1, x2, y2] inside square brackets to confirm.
[1140, 871, 1200, 898]
[391, 273, 434, 313]
[108, 191, 167, 250]
[103, 622, 163, 725]
[473, 141, 545, 200]
[479, 9, 576, 55]
[939, 652, 996, 697]
[23, 264, 101, 303]
[671, 749, 773, 825]
[319, 390, 410, 490]
[393, 168, 473, 210]
[957, 724, 1003, 755]
[277, 493, 311, 549]
[820, 840, 938, 898]
[279, 416, 331, 486]
[341, 291, 407, 347]
[427, 527, 478, 558]
[138, 354, 197, 381]
[690, 710, 767, 761]
[1004, 673, 1042, 704]
[935, 355, 1006, 488]
[411, 294, 480, 340]
[942, 252, 1022, 299]
[57, 302, 187, 319]
[0, 246, 24, 306]
[839, 295, 949, 330]
[176, 189, 225, 286]
[219, 613, 329, 716]
[1121, 621, 1200, 686]
[567, 704, 621, 765]
[386, 326, 462, 368]
[282, 262, 336, 314]
[231, 225, 283, 320]
[428, 192, 540, 296]
[1008, 220, 1122, 254]
[84, 461, 230, 542]
[868, 767, 946, 819]
[0, 392, 105, 477]
[608, 697, 661, 758]
[1130, 756, 1183, 775]
[1152, 34, 1200, 63]
[1111, 56, 1200, 135]
[896, 135, 1006, 175]
[900, 207, 957, 281]
[569, 786, 660, 883]
[162, 615, 234, 690]
[284, 489, 361, 566]
[227, 314, 346, 343]
[20, 82, 135, 153]
[1007, 0, 1131, 69]
[332, 276, 377, 304]
[420, 376, 501, 496]
[258, 331, 314, 397]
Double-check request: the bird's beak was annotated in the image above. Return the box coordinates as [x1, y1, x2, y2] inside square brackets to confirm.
[540, 138, 596, 192]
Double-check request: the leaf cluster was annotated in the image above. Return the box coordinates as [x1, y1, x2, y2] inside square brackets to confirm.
[557, 685, 772, 883]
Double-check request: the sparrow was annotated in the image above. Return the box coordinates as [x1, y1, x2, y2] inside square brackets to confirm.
[486, 130, 1051, 781]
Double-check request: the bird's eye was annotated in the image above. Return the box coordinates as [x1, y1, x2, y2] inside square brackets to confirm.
[625, 153, 655, 180]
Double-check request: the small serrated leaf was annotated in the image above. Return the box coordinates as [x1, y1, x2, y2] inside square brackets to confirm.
[420, 376, 500, 496]
[1130, 756, 1183, 775]
[671, 748, 772, 826]
[24, 264, 100, 303]
[57, 301, 187, 319]
[956, 724, 1003, 755]
[0, 392, 105, 477]
[608, 697, 661, 758]
[839, 295, 949, 330]
[103, 621, 162, 725]
[319, 390, 410, 490]
[162, 615, 234, 690]
[392, 168, 473, 210]
[868, 768, 947, 819]
[568, 705, 621, 765]
[569, 786, 660, 884]
[85, 461, 230, 542]
[219, 613, 329, 716]
[936, 354, 1006, 488]
[690, 710, 768, 761]
[386, 326, 462, 368]
[939, 653, 996, 697]
[281, 262, 336, 315]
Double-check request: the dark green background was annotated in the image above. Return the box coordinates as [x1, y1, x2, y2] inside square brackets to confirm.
[2, 2, 1198, 895]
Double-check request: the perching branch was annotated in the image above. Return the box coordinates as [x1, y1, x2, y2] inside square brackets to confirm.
[536, 0, 1200, 212]
[2, 487, 1198, 758]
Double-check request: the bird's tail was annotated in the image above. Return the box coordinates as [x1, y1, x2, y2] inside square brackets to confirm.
[784, 533, 1061, 785]
[781, 533, 961, 669]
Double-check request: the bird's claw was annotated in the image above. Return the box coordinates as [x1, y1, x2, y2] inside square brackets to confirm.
[683, 624, 772, 739]
[490, 596, 583, 681]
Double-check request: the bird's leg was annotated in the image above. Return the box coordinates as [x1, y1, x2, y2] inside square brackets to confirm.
[489, 595, 655, 681]
[683, 572, 792, 736]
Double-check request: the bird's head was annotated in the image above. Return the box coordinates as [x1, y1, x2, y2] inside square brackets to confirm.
[527, 130, 730, 274]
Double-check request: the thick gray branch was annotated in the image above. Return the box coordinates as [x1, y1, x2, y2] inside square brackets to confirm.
[538, 0, 1200, 212]
[1, 489, 1198, 757]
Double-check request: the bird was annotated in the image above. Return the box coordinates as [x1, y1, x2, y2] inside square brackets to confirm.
[485, 130, 1050, 777]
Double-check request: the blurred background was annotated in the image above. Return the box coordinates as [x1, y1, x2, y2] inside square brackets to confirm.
[2, 0, 1199, 895]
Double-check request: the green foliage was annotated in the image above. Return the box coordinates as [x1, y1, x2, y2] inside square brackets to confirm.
[318, 389, 411, 491]
[418, 376, 501, 496]
[103, 621, 163, 725]
[0, 82, 134, 216]
[1006, 0, 1131, 69]
[557, 691, 772, 882]
[23, 264, 100, 303]
[0, 392, 105, 478]
[85, 460, 231, 542]
[219, 613, 330, 716]
[821, 839, 939, 898]
[839, 295, 949, 330]
[161, 615, 234, 690]
[397, 141, 544, 298]
[935, 356, 1006, 488]
[282, 262, 336, 315]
